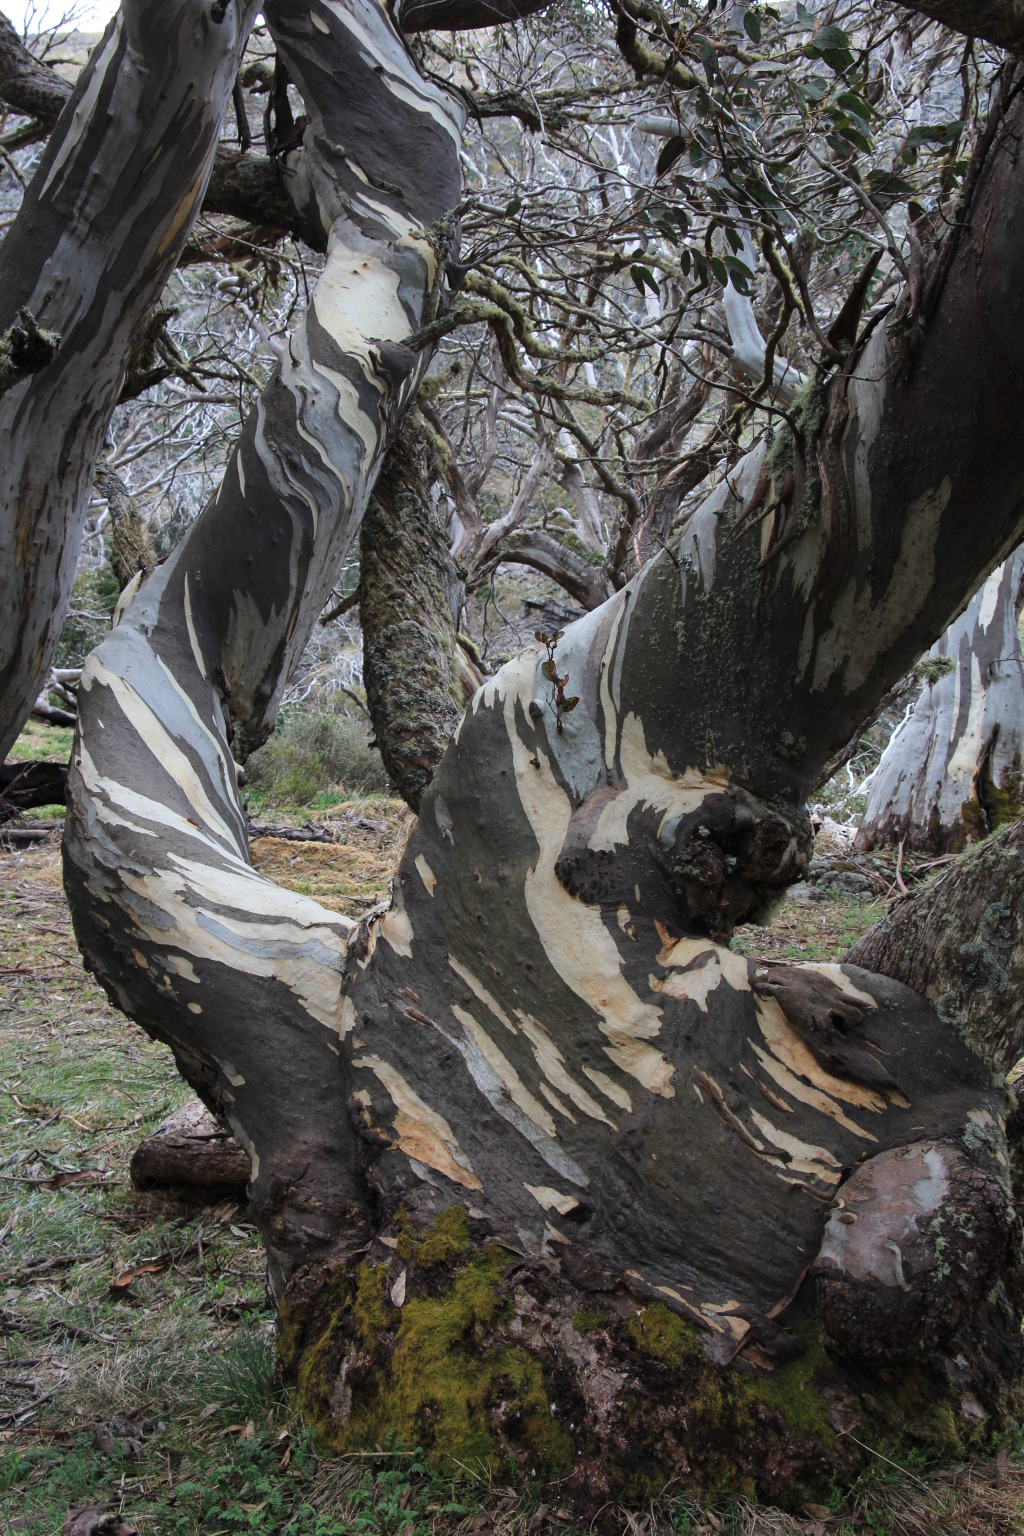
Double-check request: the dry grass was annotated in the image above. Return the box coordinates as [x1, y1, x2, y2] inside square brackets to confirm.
[248, 798, 412, 917]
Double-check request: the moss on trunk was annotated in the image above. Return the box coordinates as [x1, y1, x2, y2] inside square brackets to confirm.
[274, 1206, 1021, 1516]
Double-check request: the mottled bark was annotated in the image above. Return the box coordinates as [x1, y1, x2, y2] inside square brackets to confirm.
[0, 0, 258, 761]
[857, 549, 1024, 852]
[0, 14, 325, 250]
[63, 0, 464, 1294]
[848, 819, 1024, 1072]
[359, 414, 464, 812]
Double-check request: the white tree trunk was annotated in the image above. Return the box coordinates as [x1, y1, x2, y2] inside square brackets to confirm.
[856, 547, 1024, 851]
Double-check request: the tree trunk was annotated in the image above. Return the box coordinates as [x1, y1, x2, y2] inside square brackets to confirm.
[63, 0, 463, 1293]
[0, 0, 258, 762]
[848, 818, 1024, 1073]
[359, 413, 465, 812]
[856, 548, 1024, 852]
[58, 32, 1024, 1507]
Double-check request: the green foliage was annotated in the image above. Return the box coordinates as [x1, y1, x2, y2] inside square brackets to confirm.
[246, 708, 389, 806]
[53, 565, 120, 668]
[914, 653, 956, 688]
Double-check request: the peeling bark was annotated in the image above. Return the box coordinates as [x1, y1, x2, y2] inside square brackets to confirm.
[856, 549, 1024, 852]
[63, 0, 464, 1294]
[359, 413, 464, 811]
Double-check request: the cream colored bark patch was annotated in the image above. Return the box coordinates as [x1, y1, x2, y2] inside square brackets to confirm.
[588, 712, 730, 853]
[524, 1184, 580, 1215]
[414, 855, 437, 896]
[516, 1011, 617, 1129]
[491, 653, 675, 1099]
[381, 905, 413, 958]
[650, 958, 720, 1014]
[451, 1003, 556, 1137]
[448, 954, 515, 1032]
[749, 1108, 842, 1184]
[755, 995, 886, 1113]
[582, 1066, 633, 1114]
[799, 963, 877, 1010]
[353, 1055, 482, 1191]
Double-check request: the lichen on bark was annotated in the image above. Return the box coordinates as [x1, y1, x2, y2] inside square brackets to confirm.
[359, 413, 464, 812]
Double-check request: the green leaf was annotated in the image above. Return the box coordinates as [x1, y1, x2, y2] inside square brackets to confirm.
[630, 263, 660, 297]
[722, 253, 754, 285]
[708, 255, 729, 286]
[561, 696, 579, 713]
[673, 207, 690, 235]
[864, 168, 916, 207]
[724, 223, 743, 253]
[700, 40, 719, 83]
[541, 660, 557, 682]
[656, 135, 688, 178]
[803, 25, 853, 71]
[905, 119, 964, 150]
[837, 90, 873, 122]
[743, 8, 761, 42]
[692, 249, 708, 285]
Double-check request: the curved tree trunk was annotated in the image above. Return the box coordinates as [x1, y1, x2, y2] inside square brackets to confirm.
[359, 412, 464, 812]
[856, 548, 1024, 852]
[63, 0, 463, 1294]
[0, 0, 259, 761]
[60, 54, 1024, 1498]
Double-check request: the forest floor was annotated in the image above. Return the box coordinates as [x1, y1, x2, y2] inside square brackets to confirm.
[1, 803, 1022, 1535]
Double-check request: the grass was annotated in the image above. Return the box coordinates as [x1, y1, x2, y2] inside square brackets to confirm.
[732, 893, 885, 962]
[0, 835, 1021, 1533]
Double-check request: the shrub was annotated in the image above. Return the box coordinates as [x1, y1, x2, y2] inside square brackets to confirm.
[245, 709, 389, 807]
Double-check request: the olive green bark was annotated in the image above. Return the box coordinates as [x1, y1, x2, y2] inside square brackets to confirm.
[359, 413, 464, 812]
[848, 820, 1024, 1073]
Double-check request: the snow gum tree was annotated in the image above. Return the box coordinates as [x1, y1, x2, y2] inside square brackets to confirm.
[4, 0, 1024, 1507]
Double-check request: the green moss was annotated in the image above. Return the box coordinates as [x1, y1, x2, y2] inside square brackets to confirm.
[573, 1305, 610, 1332]
[354, 1265, 394, 1350]
[344, 1248, 572, 1475]
[412, 1203, 471, 1268]
[627, 1303, 705, 1367]
[984, 777, 1023, 832]
[742, 1322, 836, 1446]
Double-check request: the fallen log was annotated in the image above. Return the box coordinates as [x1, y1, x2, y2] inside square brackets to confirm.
[129, 1101, 251, 1198]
